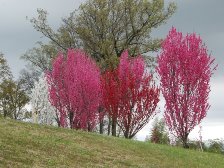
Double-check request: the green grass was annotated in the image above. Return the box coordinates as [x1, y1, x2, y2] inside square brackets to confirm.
[0, 118, 223, 168]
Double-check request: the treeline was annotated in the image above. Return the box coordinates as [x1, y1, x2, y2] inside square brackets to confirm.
[0, 0, 220, 150]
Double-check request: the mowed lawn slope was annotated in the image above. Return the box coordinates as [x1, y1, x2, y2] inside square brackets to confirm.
[0, 117, 223, 168]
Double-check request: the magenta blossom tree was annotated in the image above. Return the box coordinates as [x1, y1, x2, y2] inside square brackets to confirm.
[46, 49, 101, 131]
[102, 50, 160, 139]
[117, 51, 160, 139]
[157, 27, 217, 148]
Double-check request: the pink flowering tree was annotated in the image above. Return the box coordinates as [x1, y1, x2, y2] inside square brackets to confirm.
[157, 28, 216, 148]
[102, 50, 160, 139]
[117, 51, 160, 139]
[46, 49, 101, 131]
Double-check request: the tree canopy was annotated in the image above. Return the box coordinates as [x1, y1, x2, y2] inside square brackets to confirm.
[23, 0, 176, 70]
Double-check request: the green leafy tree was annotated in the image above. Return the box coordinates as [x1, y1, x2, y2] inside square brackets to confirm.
[24, 0, 176, 70]
[147, 118, 170, 144]
[0, 53, 29, 119]
[75, 0, 176, 69]
[0, 53, 12, 82]
[0, 80, 30, 120]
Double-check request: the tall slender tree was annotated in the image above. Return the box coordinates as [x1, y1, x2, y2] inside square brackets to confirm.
[157, 27, 217, 148]
[31, 74, 57, 126]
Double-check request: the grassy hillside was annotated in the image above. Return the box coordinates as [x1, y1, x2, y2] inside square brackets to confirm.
[0, 118, 223, 168]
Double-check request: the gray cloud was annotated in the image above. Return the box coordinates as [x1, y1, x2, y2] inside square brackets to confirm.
[0, 0, 83, 77]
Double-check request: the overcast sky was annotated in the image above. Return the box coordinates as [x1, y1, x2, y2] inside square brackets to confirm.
[0, 0, 223, 141]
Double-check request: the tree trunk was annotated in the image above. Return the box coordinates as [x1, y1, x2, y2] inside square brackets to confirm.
[14, 110, 17, 120]
[112, 117, 117, 136]
[87, 122, 91, 132]
[183, 141, 189, 148]
[124, 131, 129, 139]
[69, 112, 74, 129]
[99, 107, 104, 134]
[107, 117, 111, 135]
[124, 126, 130, 139]
[3, 109, 7, 118]
[99, 119, 104, 134]
[55, 110, 61, 127]
[182, 133, 189, 148]
[32, 108, 37, 123]
[56, 118, 61, 127]
[117, 126, 122, 137]
[199, 141, 203, 152]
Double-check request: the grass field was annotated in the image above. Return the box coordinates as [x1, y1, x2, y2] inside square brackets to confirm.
[0, 117, 223, 167]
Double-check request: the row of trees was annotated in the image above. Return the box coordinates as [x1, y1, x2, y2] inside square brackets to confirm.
[0, 0, 217, 148]
[22, 0, 176, 139]
[31, 28, 216, 147]
[39, 49, 159, 139]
